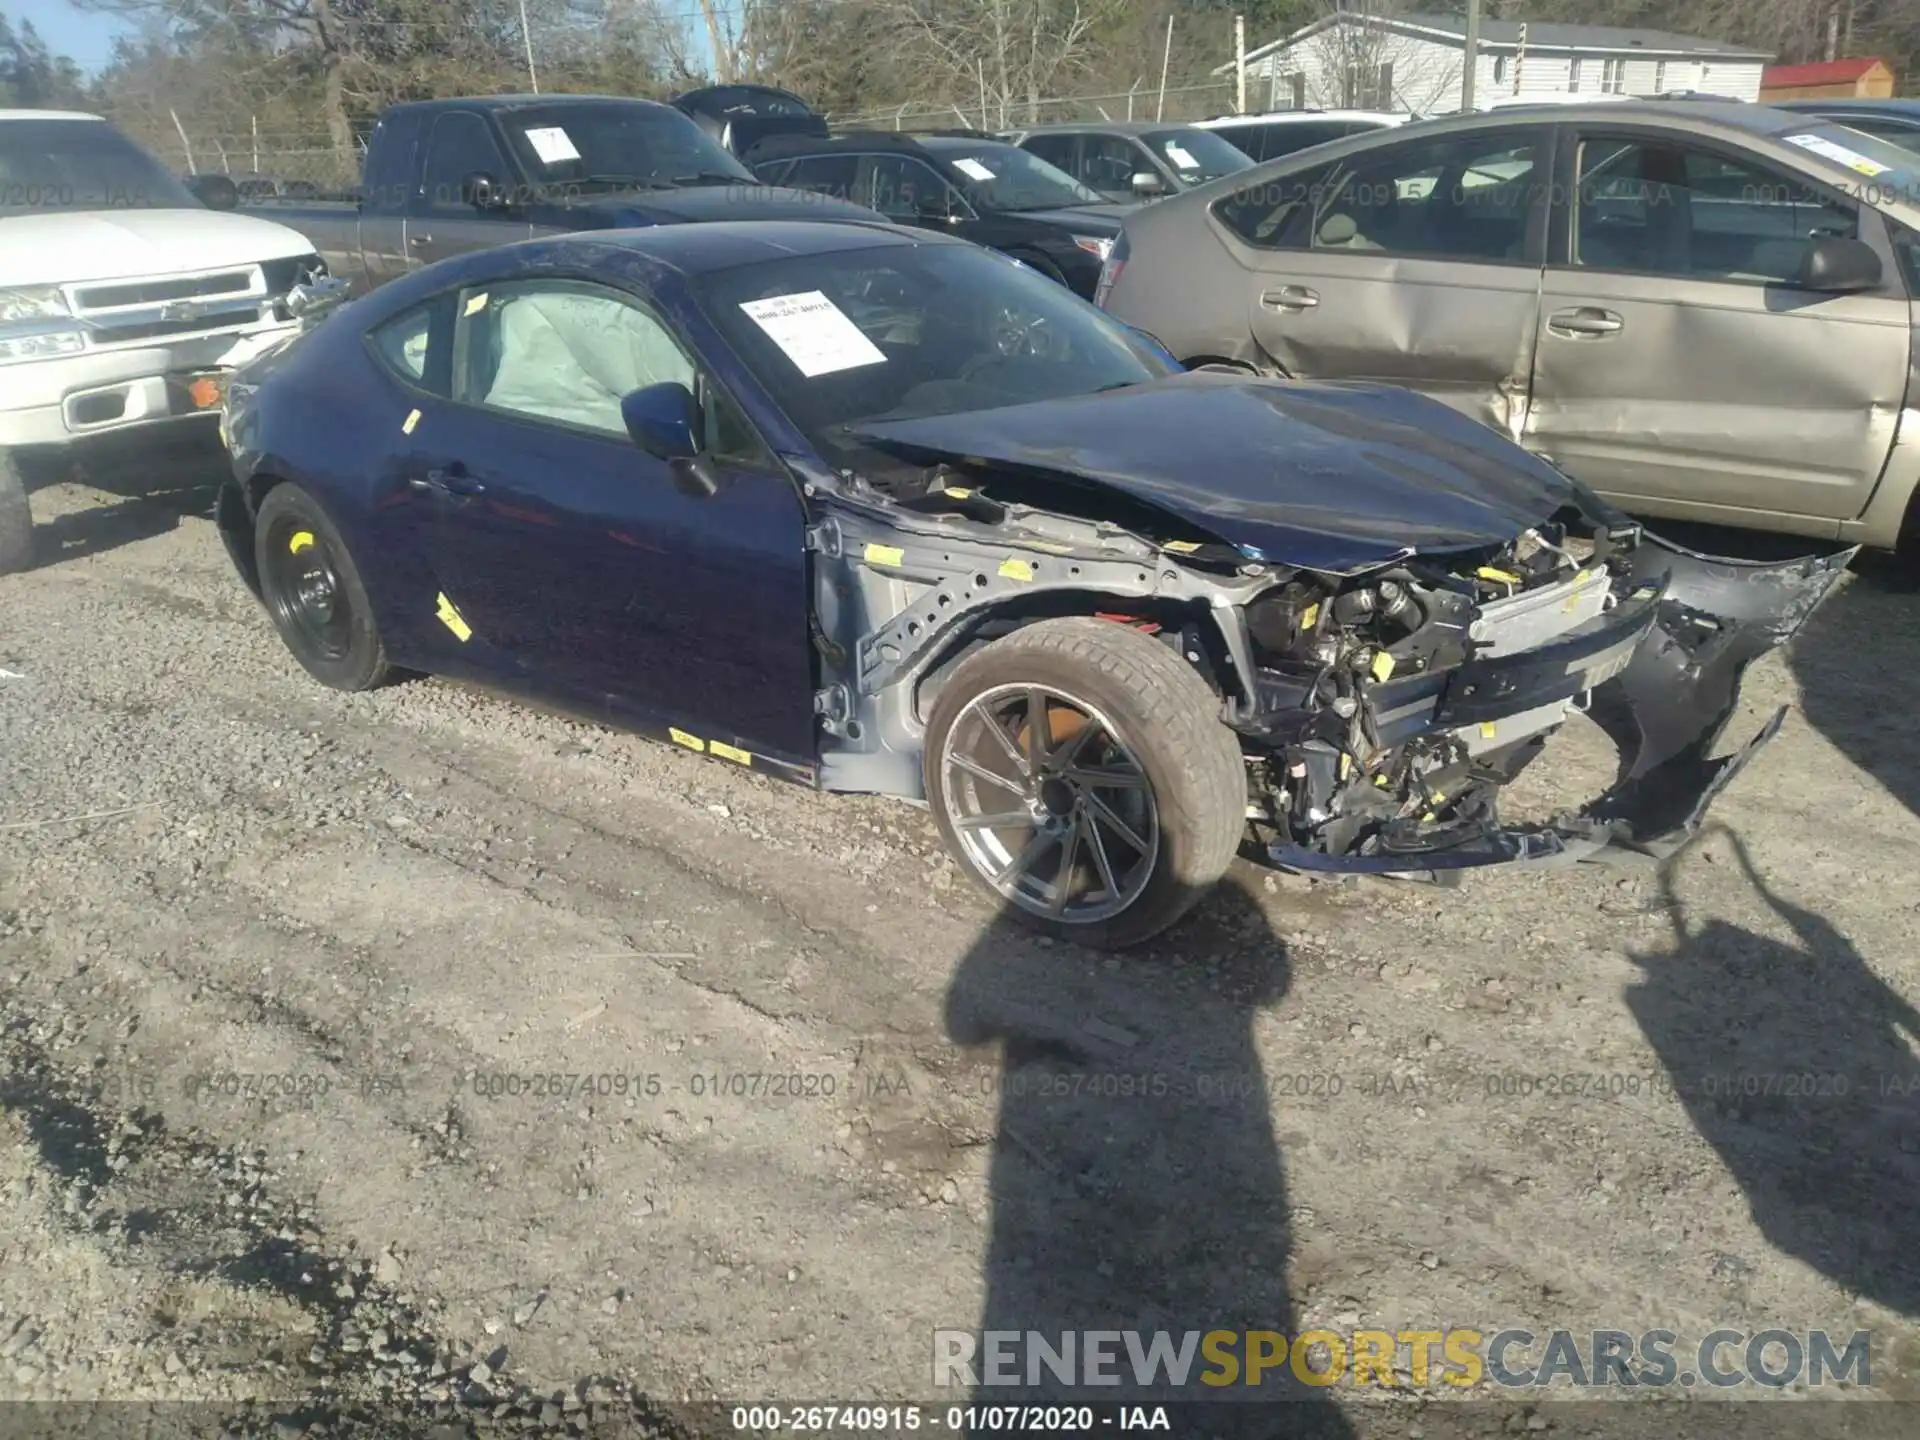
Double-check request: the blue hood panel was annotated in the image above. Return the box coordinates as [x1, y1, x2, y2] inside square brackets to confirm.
[853, 371, 1584, 574]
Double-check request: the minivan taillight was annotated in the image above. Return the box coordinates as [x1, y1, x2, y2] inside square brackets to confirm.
[1093, 229, 1129, 309]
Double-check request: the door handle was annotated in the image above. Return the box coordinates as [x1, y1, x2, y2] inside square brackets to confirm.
[1547, 307, 1623, 337]
[1261, 285, 1319, 310]
[408, 465, 484, 499]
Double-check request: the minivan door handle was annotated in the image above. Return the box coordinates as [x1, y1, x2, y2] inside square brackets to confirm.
[1547, 307, 1623, 337]
[408, 464, 484, 499]
[1261, 285, 1319, 310]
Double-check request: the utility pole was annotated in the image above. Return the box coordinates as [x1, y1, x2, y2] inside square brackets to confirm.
[518, 0, 540, 93]
[1157, 17, 1174, 121]
[1460, 0, 1480, 112]
[1513, 23, 1526, 96]
[1235, 14, 1247, 114]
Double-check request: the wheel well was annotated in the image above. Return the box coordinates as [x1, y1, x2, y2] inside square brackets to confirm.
[217, 470, 288, 598]
[910, 594, 1221, 723]
[1181, 355, 1267, 376]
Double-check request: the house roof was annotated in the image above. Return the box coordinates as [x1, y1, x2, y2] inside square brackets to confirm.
[1234, 12, 1773, 69]
[1760, 57, 1889, 87]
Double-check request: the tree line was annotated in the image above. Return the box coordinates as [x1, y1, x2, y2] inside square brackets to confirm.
[0, 0, 1911, 185]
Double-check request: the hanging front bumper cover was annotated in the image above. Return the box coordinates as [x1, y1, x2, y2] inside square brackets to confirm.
[1269, 534, 1856, 878]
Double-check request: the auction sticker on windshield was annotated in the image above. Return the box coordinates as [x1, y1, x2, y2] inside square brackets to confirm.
[739, 291, 888, 377]
[1165, 143, 1199, 170]
[1784, 132, 1891, 177]
[524, 126, 582, 165]
[953, 158, 997, 182]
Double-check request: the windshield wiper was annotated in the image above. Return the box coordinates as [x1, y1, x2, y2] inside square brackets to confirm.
[671, 170, 754, 187]
[571, 174, 676, 192]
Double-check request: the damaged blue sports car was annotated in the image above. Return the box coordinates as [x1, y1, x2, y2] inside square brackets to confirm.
[217, 221, 1851, 948]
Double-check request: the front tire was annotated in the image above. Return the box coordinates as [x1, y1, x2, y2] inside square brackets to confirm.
[253, 482, 391, 691]
[924, 617, 1247, 949]
[0, 449, 33, 575]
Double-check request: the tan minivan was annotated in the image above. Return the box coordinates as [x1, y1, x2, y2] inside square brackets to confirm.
[1100, 101, 1920, 550]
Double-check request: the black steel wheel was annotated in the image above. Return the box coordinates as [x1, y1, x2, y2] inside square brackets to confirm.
[252, 482, 391, 691]
[924, 617, 1247, 949]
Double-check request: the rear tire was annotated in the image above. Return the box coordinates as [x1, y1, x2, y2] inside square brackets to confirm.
[253, 482, 391, 691]
[924, 616, 1247, 949]
[0, 449, 33, 576]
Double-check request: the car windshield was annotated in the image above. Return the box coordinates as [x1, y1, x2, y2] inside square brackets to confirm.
[0, 118, 199, 214]
[1142, 127, 1255, 183]
[695, 241, 1173, 464]
[934, 144, 1107, 211]
[1774, 122, 1920, 195]
[498, 102, 756, 190]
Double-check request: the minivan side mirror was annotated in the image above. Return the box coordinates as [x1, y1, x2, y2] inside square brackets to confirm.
[1131, 170, 1168, 196]
[621, 381, 719, 497]
[187, 172, 239, 210]
[1796, 235, 1882, 292]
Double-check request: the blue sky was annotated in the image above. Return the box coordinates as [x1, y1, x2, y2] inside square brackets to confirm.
[21, 2, 128, 75]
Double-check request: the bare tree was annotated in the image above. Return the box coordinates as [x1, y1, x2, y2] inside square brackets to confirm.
[878, 0, 1126, 128]
[1283, 2, 1457, 112]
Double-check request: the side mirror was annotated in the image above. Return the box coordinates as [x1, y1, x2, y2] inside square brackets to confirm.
[188, 173, 239, 210]
[1131, 170, 1168, 196]
[622, 381, 701, 460]
[1796, 235, 1882, 292]
[914, 193, 958, 223]
[463, 170, 505, 211]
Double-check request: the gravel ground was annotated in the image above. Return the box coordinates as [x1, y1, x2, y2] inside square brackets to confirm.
[2, 434, 1918, 1438]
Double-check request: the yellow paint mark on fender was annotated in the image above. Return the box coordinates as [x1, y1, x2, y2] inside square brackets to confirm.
[435, 592, 472, 642]
[1369, 651, 1395, 682]
[1162, 539, 1202, 554]
[464, 291, 490, 315]
[863, 542, 904, 568]
[1479, 722, 1497, 739]
[998, 557, 1034, 582]
[288, 530, 315, 555]
[402, 408, 421, 435]
[668, 728, 705, 753]
[710, 741, 752, 766]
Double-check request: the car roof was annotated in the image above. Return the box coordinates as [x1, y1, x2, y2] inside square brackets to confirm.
[519, 219, 932, 276]
[1195, 110, 1404, 127]
[1011, 120, 1200, 136]
[915, 134, 1019, 152]
[1772, 97, 1920, 115]
[1299, 99, 1839, 141]
[383, 94, 679, 120]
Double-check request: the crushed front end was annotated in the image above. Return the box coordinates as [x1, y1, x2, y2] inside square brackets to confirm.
[1234, 515, 1854, 879]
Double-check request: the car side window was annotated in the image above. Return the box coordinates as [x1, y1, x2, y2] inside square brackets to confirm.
[1082, 135, 1143, 193]
[863, 154, 960, 219]
[1259, 121, 1354, 161]
[782, 154, 858, 199]
[1831, 118, 1920, 155]
[368, 301, 440, 391]
[751, 157, 794, 184]
[1573, 138, 1856, 285]
[1305, 131, 1540, 262]
[1213, 159, 1340, 248]
[1022, 134, 1078, 176]
[452, 280, 772, 467]
[1892, 222, 1920, 292]
[419, 112, 511, 212]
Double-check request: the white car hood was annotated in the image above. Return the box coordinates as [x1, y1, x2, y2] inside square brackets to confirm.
[0, 208, 315, 288]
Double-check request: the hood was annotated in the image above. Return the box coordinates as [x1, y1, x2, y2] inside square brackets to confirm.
[0, 207, 316, 287]
[852, 370, 1582, 575]
[593, 183, 883, 225]
[1003, 203, 1133, 232]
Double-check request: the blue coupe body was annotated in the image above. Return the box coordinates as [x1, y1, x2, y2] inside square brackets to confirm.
[215, 220, 1848, 942]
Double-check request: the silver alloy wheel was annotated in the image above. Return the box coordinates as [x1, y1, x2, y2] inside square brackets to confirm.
[938, 682, 1160, 923]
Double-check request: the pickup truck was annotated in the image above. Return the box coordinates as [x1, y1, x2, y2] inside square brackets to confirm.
[242, 93, 883, 294]
[0, 108, 323, 573]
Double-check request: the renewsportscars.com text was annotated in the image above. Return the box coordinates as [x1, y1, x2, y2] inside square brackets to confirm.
[932, 1327, 1871, 1391]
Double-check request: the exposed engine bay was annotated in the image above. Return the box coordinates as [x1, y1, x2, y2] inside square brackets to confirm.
[803, 371, 1855, 880]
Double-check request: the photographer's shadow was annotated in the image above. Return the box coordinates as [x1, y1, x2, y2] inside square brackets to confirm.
[1628, 827, 1920, 1315]
[943, 880, 1352, 1435]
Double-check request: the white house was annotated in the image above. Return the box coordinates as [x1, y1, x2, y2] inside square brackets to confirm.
[1221, 12, 1773, 116]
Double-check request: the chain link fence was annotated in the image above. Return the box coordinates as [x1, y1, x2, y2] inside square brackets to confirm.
[832, 80, 1239, 132]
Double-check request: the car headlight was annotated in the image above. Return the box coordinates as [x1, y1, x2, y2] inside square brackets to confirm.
[1071, 234, 1114, 260]
[0, 286, 85, 362]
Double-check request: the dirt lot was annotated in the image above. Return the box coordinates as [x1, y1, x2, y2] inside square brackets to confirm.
[2, 435, 1919, 1438]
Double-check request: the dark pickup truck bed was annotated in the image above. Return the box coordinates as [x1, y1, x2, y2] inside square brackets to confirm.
[244, 93, 882, 293]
